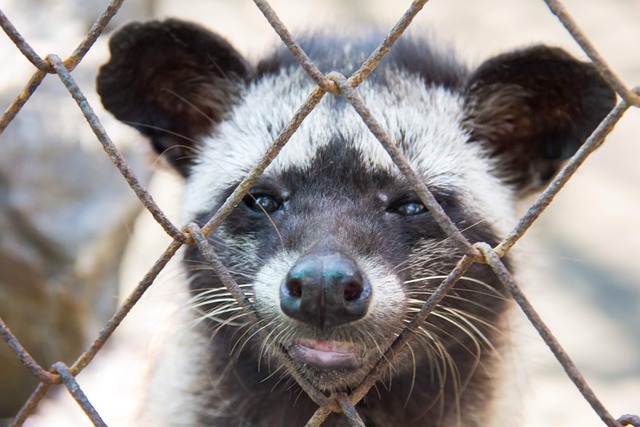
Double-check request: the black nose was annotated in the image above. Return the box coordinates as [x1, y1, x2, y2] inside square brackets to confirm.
[280, 252, 371, 329]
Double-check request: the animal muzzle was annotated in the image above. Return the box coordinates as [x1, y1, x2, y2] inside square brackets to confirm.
[280, 251, 372, 329]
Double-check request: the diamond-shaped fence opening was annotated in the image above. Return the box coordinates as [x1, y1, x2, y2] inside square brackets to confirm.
[0, 0, 639, 426]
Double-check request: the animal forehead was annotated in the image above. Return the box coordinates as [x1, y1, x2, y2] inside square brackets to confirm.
[182, 69, 492, 221]
[264, 143, 398, 196]
[267, 69, 471, 171]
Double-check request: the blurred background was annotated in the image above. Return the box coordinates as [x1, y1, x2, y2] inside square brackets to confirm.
[0, 0, 638, 426]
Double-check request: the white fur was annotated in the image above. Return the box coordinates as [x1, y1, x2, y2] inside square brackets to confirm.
[252, 250, 299, 318]
[182, 67, 515, 239]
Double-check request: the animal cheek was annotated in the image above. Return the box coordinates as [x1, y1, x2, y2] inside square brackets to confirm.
[356, 258, 407, 325]
[252, 251, 300, 319]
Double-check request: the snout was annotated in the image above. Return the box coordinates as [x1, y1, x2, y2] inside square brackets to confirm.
[279, 251, 371, 329]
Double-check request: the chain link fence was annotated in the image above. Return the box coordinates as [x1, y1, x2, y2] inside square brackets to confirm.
[1, 0, 639, 426]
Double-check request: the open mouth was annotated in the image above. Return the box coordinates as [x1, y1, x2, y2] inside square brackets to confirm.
[287, 339, 360, 370]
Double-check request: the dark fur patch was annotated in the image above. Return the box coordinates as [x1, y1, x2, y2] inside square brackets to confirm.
[97, 19, 252, 175]
[185, 143, 508, 426]
[463, 45, 616, 192]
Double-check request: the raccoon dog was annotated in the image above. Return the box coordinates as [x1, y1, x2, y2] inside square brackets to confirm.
[97, 19, 614, 427]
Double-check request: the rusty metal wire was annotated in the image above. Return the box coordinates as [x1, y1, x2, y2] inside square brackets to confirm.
[47, 53, 187, 243]
[542, 0, 640, 107]
[336, 393, 366, 427]
[0, 9, 51, 72]
[70, 239, 182, 376]
[0, 0, 638, 426]
[0, 0, 126, 133]
[478, 243, 624, 427]
[252, 0, 335, 92]
[200, 86, 327, 238]
[53, 362, 108, 427]
[0, 0, 125, 73]
[0, 318, 58, 385]
[328, 71, 478, 258]
[0, 69, 46, 133]
[347, 0, 430, 87]
[619, 415, 640, 427]
[337, 255, 477, 424]
[10, 382, 51, 427]
[494, 98, 630, 257]
[187, 223, 333, 408]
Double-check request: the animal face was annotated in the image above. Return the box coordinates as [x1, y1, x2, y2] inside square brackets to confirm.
[97, 19, 614, 426]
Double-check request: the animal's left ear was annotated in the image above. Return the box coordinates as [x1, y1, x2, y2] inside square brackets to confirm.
[463, 45, 616, 194]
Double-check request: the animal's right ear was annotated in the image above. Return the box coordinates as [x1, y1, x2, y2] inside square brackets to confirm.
[97, 19, 252, 176]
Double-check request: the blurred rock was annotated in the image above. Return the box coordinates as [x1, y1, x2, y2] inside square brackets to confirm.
[0, 89, 151, 418]
[0, 0, 155, 418]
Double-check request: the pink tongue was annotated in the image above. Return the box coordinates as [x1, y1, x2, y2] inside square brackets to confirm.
[288, 340, 358, 369]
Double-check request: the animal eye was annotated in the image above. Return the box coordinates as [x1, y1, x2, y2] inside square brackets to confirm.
[244, 194, 282, 214]
[393, 201, 427, 216]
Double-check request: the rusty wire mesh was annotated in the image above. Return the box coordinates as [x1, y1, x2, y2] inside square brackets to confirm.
[0, 0, 638, 426]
